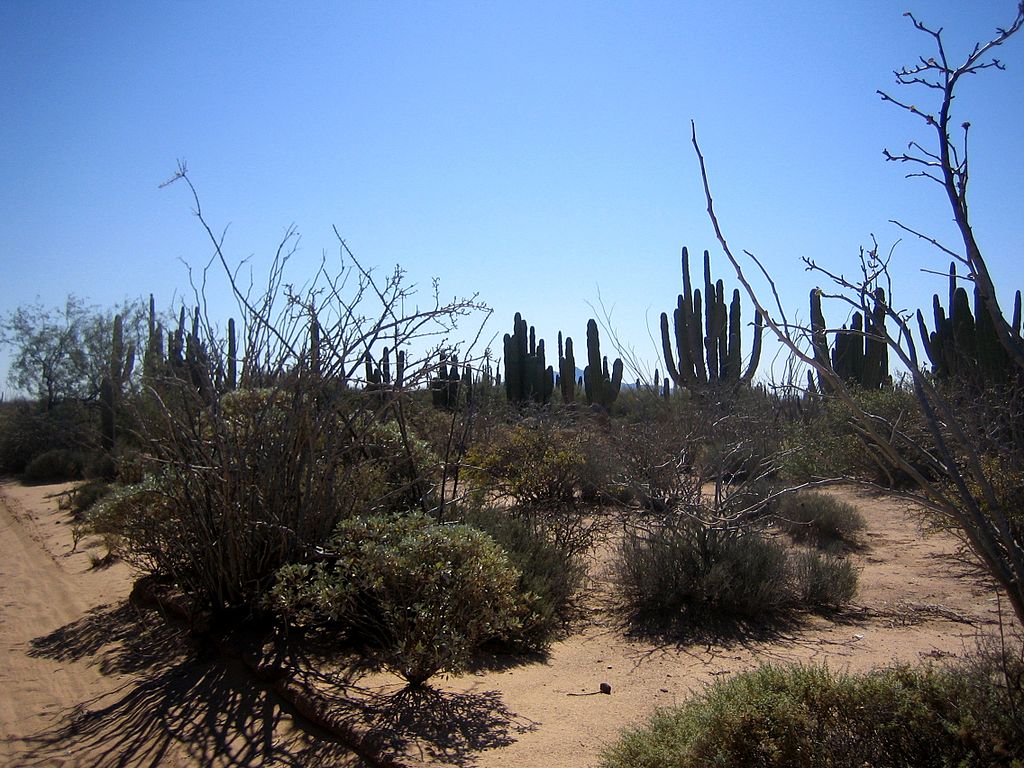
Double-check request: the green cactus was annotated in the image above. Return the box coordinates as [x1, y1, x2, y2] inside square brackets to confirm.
[582, 319, 623, 411]
[917, 262, 1021, 384]
[502, 312, 554, 405]
[660, 247, 762, 392]
[810, 287, 889, 390]
[226, 318, 237, 390]
[556, 331, 576, 404]
[100, 312, 136, 452]
[142, 294, 164, 381]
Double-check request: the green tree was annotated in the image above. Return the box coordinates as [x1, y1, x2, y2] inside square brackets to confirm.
[1, 295, 145, 410]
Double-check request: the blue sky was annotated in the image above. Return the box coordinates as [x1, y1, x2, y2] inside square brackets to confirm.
[2, 1, 1022, 395]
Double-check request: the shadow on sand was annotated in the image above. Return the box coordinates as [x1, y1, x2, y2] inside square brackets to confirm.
[19, 601, 536, 767]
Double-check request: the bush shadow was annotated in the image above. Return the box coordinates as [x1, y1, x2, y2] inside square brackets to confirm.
[19, 601, 369, 767]
[22, 600, 537, 767]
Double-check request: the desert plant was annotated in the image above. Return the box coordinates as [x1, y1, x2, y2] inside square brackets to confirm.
[464, 421, 590, 507]
[86, 164, 491, 614]
[61, 478, 112, 521]
[601, 658, 1024, 768]
[810, 286, 889, 391]
[773, 491, 866, 547]
[660, 247, 762, 392]
[617, 520, 797, 627]
[269, 512, 521, 687]
[462, 503, 587, 650]
[918, 262, 1022, 386]
[22, 448, 84, 484]
[792, 549, 859, 610]
[583, 319, 623, 411]
[503, 312, 555, 406]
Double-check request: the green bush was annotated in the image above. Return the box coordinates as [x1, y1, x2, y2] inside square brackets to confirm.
[61, 478, 113, 521]
[773, 491, 866, 546]
[601, 658, 1024, 768]
[780, 386, 932, 486]
[462, 504, 586, 651]
[616, 519, 858, 628]
[82, 474, 178, 573]
[617, 521, 795, 626]
[464, 422, 594, 507]
[269, 512, 521, 687]
[0, 400, 93, 475]
[792, 549, 859, 611]
[22, 448, 84, 484]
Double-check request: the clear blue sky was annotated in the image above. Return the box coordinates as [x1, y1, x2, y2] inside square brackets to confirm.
[2, 0, 1021, 396]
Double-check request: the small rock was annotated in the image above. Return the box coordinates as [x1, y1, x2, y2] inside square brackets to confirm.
[600, 682, 612, 695]
[659, 687, 669, 693]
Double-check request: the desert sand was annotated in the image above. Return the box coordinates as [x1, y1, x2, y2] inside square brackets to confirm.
[0, 480, 1008, 767]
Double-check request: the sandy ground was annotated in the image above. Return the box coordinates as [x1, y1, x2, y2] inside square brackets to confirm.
[0, 480, 1010, 767]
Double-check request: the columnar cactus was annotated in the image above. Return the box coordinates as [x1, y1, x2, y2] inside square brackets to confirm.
[224, 317, 237, 390]
[557, 331, 576, 404]
[810, 287, 889, 390]
[917, 261, 1022, 384]
[582, 319, 623, 411]
[100, 312, 136, 452]
[502, 312, 554, 405]
[660, 247, 762, 392]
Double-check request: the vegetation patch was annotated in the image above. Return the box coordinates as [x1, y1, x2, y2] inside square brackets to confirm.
[616, 519, 857, 629]
[268, 512, 522, 687]
[773, 491, 866, 547]
[601, 656, 1024, 768]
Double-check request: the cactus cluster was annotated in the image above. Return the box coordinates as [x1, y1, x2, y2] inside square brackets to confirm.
[503, 313, 554, 405]
[810, 287, 889, 390]
[583, 319, 623, 411]
[660, 248, 762, 392]
[916, 262, 1022, 383]
[142, 296, 235, 401]
[365, 346, 406, 401]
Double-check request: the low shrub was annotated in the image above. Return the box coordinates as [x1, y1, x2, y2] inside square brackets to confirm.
[617, 521, 796, 626]
[601, 656, 1024, 768]
[773, 491, 866, 546]
[82, 474, 177, 574]
[780, 386, 932, 486]
[792, 549, 859, 611]
[462, 504, 586, 651]
[616, 518, 858, 628]
[22, 448, 84, 484]
[61, 478, 112, 520]
[0, 400, 93, 475]
[269, 512, 521, 687]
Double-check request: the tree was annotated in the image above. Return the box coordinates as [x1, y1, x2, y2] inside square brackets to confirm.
[1, 295, 146, 410]
[692, 4, 1024, 624]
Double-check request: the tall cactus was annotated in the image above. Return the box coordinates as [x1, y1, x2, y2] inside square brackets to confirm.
[917, 261, 1022, 384]
[557, 331, 576, 404]
[100, 312, 136, 452]
[502, 312, 554, 405]
[660, 247, 762, 392]
[226, 317, 237, 390]
[810, 287, 889, 390]
[582, 319, 623, 411]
